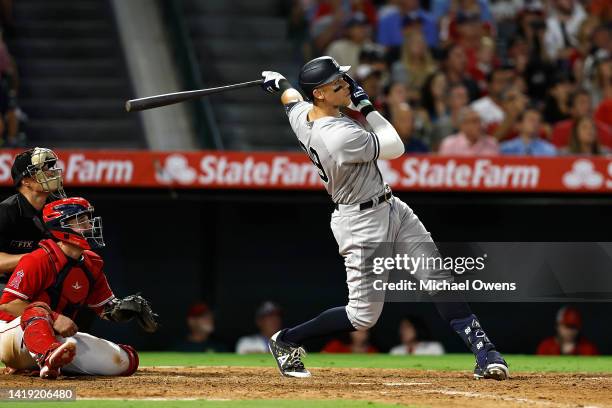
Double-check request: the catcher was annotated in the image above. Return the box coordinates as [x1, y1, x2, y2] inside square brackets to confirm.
[0, 197, 158, 378]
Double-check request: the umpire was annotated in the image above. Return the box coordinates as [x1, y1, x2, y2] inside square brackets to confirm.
[0, 147, 65, 288]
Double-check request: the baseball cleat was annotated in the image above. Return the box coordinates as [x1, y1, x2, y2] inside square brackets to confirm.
[39, 341, 77, 379]
[268, 330, 311, 378]
[473, 350, 509, 380]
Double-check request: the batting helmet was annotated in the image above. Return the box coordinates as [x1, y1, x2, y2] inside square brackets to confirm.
[43, 197, 104, 250]
[298, 56, 350, 100]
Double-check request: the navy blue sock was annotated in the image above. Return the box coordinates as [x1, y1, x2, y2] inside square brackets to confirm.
[282, 306, 355, 345]
[450, 314, 496, 365]
[433, 299, 473, 323]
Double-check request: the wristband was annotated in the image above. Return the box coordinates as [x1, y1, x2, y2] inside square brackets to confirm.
[360, 103, 375, 116]
[279, 79, 292, 93]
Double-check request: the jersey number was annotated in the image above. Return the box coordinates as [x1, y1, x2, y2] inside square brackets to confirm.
[299, 141, 328, 183]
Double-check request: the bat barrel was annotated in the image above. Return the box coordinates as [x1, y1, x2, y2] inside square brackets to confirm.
[125, 79, 264, 112]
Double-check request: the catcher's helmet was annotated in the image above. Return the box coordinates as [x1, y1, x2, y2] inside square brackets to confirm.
[298, 56, 350, 100]
[11, 147, 65, 197]
[43, 197, 104, 250]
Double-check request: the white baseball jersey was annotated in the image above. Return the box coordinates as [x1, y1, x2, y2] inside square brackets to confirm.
[286, 101, 386, 205]
[283, 100, 452, 331]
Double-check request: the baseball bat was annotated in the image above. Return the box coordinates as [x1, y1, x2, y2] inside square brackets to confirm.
[125, 79, 264, 112]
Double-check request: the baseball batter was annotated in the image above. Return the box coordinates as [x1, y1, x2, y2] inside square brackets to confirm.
[261, 56, 508, 380]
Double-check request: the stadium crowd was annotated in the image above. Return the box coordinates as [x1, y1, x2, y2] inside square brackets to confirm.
[288, 0, 612, 156]
[176, 300, 599, 355]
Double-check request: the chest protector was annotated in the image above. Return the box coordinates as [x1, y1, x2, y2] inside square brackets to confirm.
[39, 239, 96, 319]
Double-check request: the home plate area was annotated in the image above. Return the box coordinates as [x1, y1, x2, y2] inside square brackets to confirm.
[3, 366, 612, 407]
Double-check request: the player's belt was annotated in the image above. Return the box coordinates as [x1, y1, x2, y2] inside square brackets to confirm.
[334, 189, 393, 211]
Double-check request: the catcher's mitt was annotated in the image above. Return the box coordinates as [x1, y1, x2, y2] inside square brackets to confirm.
[102, 294, 159, 333]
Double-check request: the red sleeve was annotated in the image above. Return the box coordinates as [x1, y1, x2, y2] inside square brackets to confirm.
[595, 100, 612, 127]
[536, 337, 560, 355]
[321, 340, 350, 353]
[551, 121, 572, 147]
[577, 339, 599, 356]
[83, 251, 114, 313]
[595, 121, 612, 148]
[2, 252, 48, 302]
[86, 273, 114, 314]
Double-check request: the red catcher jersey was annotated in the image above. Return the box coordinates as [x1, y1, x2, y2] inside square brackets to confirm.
[0, 239, 114, 322]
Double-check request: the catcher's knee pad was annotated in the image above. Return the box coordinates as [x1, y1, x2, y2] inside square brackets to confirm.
[345, 301, 383, 330]
[118, 344, 139, 376]
[20, 302, 55, 330]
[20, 302, 61, 361]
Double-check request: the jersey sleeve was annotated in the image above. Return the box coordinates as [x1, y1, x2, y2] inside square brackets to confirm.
[285, 101, 311, 135]
[322, 120, 380, 164]
[2, 253, 47, 301]
[0, 204, 14, 250]
[86, 273, 115, 313]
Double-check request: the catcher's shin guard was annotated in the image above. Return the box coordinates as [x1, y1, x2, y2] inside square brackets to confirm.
[118, 344, 139, 376]
[450, 314, 509, 380]
[20, 302, 62, 363]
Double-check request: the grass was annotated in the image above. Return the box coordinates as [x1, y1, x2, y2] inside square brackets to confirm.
[139, 352, 612, 373]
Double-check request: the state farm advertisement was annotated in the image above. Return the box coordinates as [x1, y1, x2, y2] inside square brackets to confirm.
[0, 149, 611, 193]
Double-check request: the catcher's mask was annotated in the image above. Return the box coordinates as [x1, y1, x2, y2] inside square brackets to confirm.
[43, 197, 104, 250]
[11, 147, 66, 198]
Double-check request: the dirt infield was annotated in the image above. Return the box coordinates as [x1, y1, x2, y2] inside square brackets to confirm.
[3, 366, 612, 407]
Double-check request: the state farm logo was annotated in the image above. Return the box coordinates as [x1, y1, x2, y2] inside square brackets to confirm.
[155, 154, 197, 185]
[399, 158, 540, 189]
[562, 159, 604, 189]
[0, 153, 133, 184]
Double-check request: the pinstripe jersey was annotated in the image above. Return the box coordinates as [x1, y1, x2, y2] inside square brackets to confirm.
[286, 101, 385, 205]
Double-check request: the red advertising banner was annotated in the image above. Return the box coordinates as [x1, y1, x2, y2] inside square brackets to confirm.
[0, 149, 611, 193]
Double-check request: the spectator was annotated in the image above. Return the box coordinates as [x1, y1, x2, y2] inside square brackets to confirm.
[491, 88, 529, 141]
[439, 107, 499, 156]
[390, 102, 429, 153]
[471, 66, 515, 130]
[322, 330, 379, 353]
[544, 0, 587, 61]
[326, 12, 373, 75]
[310, 0, 350, 54]
[469, 36, 497, 93]
[235, 301, 282, 354]
[518, 3, 557, 103]
[551, 89, 612, 148]
[431, 0, 493, 25]
[389, 315, 444, 355]
[537, 306, 599, 355]
[392, 30, 437, 98]
[442, 43, 480, 101]
[355, 64, 384, 108]
[543, 73, 574, 125]
[591, 53, 612, 107]
[376, 0, 438, 50]
[563, 116, 607, 155]
[453, 11, 487, 66]
[421, 71, 448, 123]
[431, 83, 470, 149]
[174, 302, 227, 352]
[500, 108, 557, 155]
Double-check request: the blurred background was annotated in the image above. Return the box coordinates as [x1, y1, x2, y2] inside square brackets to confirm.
[0, 0, 611, 355]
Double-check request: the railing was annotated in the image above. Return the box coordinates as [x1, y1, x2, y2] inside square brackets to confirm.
[159, 0, 223, 149]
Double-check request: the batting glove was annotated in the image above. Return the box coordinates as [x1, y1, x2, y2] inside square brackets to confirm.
[261, 71, 290, 94]
[343, 74, 373, 114]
